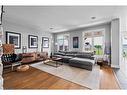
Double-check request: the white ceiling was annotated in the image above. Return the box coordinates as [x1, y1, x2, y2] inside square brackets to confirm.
[3, 6, 125, 33]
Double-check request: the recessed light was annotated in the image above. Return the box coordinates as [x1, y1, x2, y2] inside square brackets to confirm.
[50, 27, 53, 29]
[91, 17, 96, 19]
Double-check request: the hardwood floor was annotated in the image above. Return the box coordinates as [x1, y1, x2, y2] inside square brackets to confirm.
[3, 65, 120, 89]
[100, 66, 120, 89]
[113, 58, 127, 89]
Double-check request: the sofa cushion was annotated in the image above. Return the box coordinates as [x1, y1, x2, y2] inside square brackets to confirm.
[75, 53, 92, 59]
[69, 57, 94, 71]
[53, 55, 63, 58]
[78, 52, 94, 56]
[65, 53, 76, 57]
[54, 52, 65, 56]
[62, 56, 73, 59]
[70, 57, 95, 65]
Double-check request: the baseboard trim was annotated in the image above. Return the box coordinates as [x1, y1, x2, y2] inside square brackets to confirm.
[111, 64, 120, 68]
[112, 69, 121, 89]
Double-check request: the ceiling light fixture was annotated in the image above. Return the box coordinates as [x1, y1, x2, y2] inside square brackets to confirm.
[50, 27, 53, 30]
[91, 16, 96, 20]
[52, 29, 68, 33]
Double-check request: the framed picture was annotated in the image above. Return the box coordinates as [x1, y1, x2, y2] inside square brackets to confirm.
[28, 35, 38, 48]
[6, 31, 21, 49]
[73, 37, 79, 48]
[0, 6, 3, 25]
[42, 37, 49, 48]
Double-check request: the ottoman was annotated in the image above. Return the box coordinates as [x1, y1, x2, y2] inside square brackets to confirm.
[17, 65, 29, 72]
[69, 57, 95, 71]
[61, 56, 73, 63]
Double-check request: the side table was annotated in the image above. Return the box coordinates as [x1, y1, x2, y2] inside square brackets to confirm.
[97, 60, 103, 66]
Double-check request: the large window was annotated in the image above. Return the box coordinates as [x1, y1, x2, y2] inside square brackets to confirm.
[84, 37, 92, 51]
[93, 36, 104, 55]
[122, 36, 127, 58]
[83, 30, 104, 55]
[56, 34, 69, 51]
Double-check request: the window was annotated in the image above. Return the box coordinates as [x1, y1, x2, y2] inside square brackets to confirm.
[123, 36, 127, 58]
[84, 37, 92, 51]
[56, 34, 69, 51]
[83, 30, 104, 55]
[93, 36, 104, 55]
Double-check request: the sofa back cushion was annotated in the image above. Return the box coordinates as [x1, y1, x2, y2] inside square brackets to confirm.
[54, 51, 94, 59]
[76, 54, 90, 58]
[54, 52, 65, 56]
[76, 53, 94, 60]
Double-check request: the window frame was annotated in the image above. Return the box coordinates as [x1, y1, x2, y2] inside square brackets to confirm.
[82, 29, 105, 55]
[56, 34, 69, 51]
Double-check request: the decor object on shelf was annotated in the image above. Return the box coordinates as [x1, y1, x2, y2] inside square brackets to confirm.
[73, 37, 79, 48]
[55, 42, 58, 52]
[85, 42, 92, 51]
[50, 52, 52, 58]
[6, 31, 21, 49]
[42, 37, 49, 48]
[28, 35, 38, 48]
[22, 46, 27, 53]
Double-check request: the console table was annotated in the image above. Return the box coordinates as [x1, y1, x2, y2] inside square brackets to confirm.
[94, 55, 110, 65]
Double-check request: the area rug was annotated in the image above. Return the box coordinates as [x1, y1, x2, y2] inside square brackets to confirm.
[30, 62, 100, 89]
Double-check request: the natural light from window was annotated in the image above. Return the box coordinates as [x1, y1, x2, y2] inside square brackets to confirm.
[83, 30, 104, 55]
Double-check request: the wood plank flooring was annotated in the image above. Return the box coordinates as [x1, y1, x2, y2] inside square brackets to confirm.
[100, 66, 120, 89]
[3, 65, 120, 89]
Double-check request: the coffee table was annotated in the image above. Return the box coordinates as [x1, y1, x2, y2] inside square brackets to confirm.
[44, 57, 63, 67]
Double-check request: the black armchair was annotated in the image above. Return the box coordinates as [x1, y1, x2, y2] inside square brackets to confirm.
[1, 53, 23, 71]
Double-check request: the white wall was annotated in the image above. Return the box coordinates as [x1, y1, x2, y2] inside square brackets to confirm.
[111, 18, 120, 68]
[3, 20, 52, 55]
[107, 7, 127, 68]
[54, 23, 111, 52]
[113, 7, 127, 67]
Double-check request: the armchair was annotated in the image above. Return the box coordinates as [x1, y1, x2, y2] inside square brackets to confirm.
[1, 53, 23, 71]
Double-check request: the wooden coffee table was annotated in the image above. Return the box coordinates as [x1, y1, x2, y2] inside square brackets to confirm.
[44, 57, 63, 67]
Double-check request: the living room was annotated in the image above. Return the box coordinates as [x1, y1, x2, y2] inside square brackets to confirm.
[0, 6, 127, 90]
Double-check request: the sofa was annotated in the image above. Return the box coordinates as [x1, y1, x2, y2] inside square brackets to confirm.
[53, 51, 95, 71]
[21, 52, 48, 64]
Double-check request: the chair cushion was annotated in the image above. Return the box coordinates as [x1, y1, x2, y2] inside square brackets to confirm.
[15, 54, 23, 62]
[1, 54, 16, 63]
